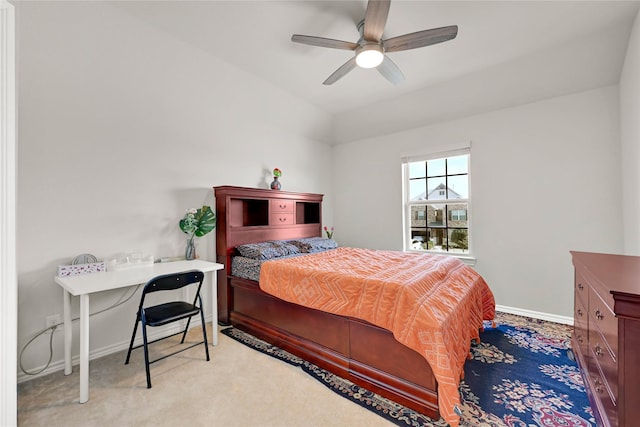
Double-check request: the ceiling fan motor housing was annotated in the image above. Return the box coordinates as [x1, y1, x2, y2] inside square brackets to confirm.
[355, 19, 384, 68]
[355, 42, 384, 68]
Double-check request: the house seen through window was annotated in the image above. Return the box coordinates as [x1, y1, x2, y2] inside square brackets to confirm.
[403, 150, 470, 254]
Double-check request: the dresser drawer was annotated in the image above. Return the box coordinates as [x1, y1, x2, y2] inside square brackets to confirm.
[270, 199, 294, 213]
[589, 286, 617, 358]
[574, 271, 588, 306]
[573, 291, 589, 357]
[588, 367, 619, 427]
[269, 213, 294, 225]
[589, 326, 618, 403]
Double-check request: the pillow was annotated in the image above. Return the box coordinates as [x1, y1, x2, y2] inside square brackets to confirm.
[236, 240, 300, 260]
[288, 237, 338, 253]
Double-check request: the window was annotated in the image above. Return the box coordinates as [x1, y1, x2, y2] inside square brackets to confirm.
[450, 209, 467, 221]
[403, 149, 470, 254]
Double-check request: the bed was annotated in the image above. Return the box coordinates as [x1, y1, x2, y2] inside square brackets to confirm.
[213, 186, 495, 427]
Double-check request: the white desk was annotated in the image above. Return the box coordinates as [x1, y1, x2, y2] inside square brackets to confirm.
[54, 260, 224, 403]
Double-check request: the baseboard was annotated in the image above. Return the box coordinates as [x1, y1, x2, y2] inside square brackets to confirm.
[17, 315, 213, 384]
[496, 304, 573, 326]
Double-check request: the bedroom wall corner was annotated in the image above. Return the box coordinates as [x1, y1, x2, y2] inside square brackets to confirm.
[620, 7, 640, 256]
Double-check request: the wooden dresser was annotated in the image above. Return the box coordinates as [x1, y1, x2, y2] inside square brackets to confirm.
[213, 186, 323, 324]
[571, 251, 640, 427]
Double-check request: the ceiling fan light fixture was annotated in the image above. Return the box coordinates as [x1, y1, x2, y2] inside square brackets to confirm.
[291, 0, 458, 85]
[355, 44, 384, 68]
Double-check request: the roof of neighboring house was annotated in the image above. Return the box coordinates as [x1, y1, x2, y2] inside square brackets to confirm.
[412, 183, 462, 201]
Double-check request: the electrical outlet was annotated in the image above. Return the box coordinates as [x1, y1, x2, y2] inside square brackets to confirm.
[45, 314, 62, 332]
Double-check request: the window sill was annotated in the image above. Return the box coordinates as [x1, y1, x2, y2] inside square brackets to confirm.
[406, 250, 476, 266]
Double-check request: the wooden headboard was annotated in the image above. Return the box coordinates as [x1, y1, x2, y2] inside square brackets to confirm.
[213, 185, 323, 324]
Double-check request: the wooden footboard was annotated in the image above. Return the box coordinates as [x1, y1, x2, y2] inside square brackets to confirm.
[229, 276, 440, 419]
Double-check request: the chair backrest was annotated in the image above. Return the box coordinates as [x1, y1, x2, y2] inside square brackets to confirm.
[141, 270, 205, 304]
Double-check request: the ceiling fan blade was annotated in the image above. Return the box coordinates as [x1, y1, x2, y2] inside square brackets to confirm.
[384, 25, 458, 53]
[363, 0, 390, 41]
[292, 35, 358, 51]
[323, 57, 358, 85]
[377, 55, 405, 85]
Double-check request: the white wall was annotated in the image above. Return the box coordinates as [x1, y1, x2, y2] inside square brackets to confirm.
[333, 86, 623, 318]
[620, 8, 640, 255]
[16, 1, 333, 379]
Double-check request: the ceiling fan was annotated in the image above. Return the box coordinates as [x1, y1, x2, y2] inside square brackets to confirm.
[291, 0, 458, 85]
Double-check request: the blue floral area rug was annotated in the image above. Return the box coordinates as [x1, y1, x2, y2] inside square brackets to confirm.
[221, 312, 595, 427]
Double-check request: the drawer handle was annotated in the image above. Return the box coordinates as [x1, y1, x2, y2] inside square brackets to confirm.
[594, 344, 604, 357]
[278, 217, 288, 223]
[578, 283, 584, 290]
[279, 204, 288, 209]
[577, 335, 583, 343]
[577, 309, 583, 317]
[595, 309, 604, 320]
[592, 376, 605, 394]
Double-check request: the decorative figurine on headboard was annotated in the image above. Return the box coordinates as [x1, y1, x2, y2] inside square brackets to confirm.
[270, 168, 282, 190]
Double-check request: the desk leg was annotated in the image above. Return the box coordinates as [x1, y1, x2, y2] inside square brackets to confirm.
[211, 272, 218, 346]
[63, 290, 72, 375]
[79, 294, 89, 403]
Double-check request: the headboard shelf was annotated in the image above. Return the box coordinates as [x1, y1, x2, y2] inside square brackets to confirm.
[229, 198, 269, 227]
[213, 185, 324, 323]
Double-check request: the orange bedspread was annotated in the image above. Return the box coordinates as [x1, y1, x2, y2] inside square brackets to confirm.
[259, 247, 495, 427]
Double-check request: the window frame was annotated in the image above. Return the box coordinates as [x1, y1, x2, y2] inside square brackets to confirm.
[401, 145, 474, 264]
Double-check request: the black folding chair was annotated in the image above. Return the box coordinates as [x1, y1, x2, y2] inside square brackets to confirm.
[125, 270, 210, 388]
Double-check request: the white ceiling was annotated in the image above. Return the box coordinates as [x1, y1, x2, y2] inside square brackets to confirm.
[114, 0, 640, 141]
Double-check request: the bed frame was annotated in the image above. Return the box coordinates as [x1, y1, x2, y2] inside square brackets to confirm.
[214, 186, 440, 419]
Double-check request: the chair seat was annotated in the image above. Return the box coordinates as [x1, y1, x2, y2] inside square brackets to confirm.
[144, 302, 199, 327]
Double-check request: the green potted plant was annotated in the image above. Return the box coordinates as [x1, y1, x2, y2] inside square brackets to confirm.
[179, 206, 216, 260]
